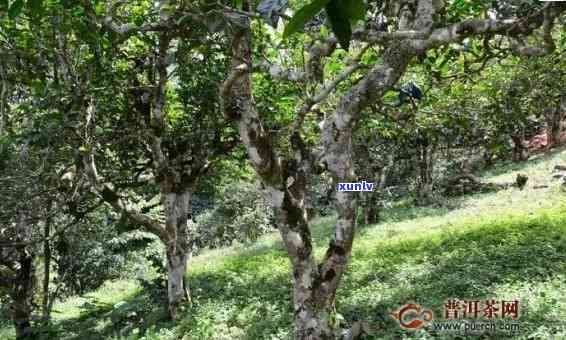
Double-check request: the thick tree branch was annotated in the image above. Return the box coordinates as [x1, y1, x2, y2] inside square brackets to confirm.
[222, 25, 283, 183]
[221, 63, 248, 105]
[81, 0, 188, 37]
[293, 44, 371, 134]
[223, 21, 316, 291]
[0, 253, 18, 273]
[414, 0, 435, 34]
[83, 153, 168, 241]
[353, 28, 431, 44]
[148, 34, 172, 178]
[509, 6, 558, 56]
[355, 3, 566, 52]
[0, 201, 101, 248]
[253, 60, 306, 82]
[418, 3, 566, 51]
[306, 37, 337, 84]
[315, 42, 415, 307]
[0, 62, 7, 135]
[81, 101, 168, 241]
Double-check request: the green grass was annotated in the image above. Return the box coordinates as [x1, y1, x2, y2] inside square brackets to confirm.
[2, 148, 566, 339]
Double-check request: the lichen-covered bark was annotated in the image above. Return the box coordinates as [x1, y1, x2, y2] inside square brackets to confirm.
[317, 43, 412, 305]
[545, 107, 564, 148]
[416, 143, 436, 204]
[225, 14, 333, 338]
[86, 144, 197, 322]
[162, 188, 192, 319]
[11, 251, 34, 339]
[362, 193, 380, 226]
[9, 213, 35, 340]
[82, 98, 197, 320]
[284, 49, 412, 338]
[222, 1, 566, 338]
[42, 203, 53, 321]
[511, 135, 529, 162]
[224, 17, 412, 338]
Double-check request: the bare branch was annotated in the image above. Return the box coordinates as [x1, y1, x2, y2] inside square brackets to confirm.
[0, 204, 100, 248]
[81, 0, 203, 37]
[81, 0, 135, 35]
[252, 60, 306, 82]
[355, 3, 566, 52]
[509, 6, 557, 56]
[292, 44, 371, 132]
[54, 24, 78, 97]
[216, 2, 262, 20]
[0, 62, 7, 136]
[415, 0, 435, 34]
[418, 3, 566, 51]
[306, 37, 337, 83]
[353, 27, 432, 45]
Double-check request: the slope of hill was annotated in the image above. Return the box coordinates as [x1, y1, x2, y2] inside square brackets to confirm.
[2, 148, 566, 339]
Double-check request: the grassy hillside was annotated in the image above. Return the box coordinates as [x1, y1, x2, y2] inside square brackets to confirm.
[2, 148, 566, 339]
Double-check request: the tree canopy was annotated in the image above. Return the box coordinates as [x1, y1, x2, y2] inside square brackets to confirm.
[1, 0, 565, 339]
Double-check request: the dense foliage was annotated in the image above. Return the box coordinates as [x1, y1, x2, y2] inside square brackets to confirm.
[1, 0, 565, 339]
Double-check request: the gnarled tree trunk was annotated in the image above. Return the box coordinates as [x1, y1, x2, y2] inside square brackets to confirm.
[224, 21, 410, 338]
[82, 125, 195, 321]
[416, 142, 435, 205]
[42, 202, 53, 322]
[11, 250, 34, 340]
[545, 107, 564, 148]
[361, 153, 393, 225]
[10, 212, 35, 339]
[222, 1, 566, 338]
[165, 246, 189, 319]
[362, 193, 380, 225]
[267, 176, 354, 339]
[162, 188, 192, 319]
[511, 135, 529, 162]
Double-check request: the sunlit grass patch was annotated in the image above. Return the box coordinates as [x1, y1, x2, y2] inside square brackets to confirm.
[2, 149, 565, 339]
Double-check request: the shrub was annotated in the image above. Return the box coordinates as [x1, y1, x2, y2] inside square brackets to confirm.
[54, 212, 131, 295]
[192, 181, 273, 250]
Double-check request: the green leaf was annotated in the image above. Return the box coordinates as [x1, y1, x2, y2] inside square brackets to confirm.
[344, 0, 365, 22]
[325, 0, 351, 49]
[283, 0, 330, 39]
[27, 0, 43, 16]
[0, 0, 8, 11]
[233, 0, 243, 10]
[8, 0, 25, 19]
[31, 79, 44, 95]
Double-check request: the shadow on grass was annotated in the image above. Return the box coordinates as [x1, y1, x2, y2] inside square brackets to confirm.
[376, 197, 463, 225]
[188, 268, 294, 338]
[180, 209, 566, 339]
[340, 212, 566, 339]
[41, 282, 172, 340]
[479, 145, 566, 178]
[43, 209, 566, 339]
